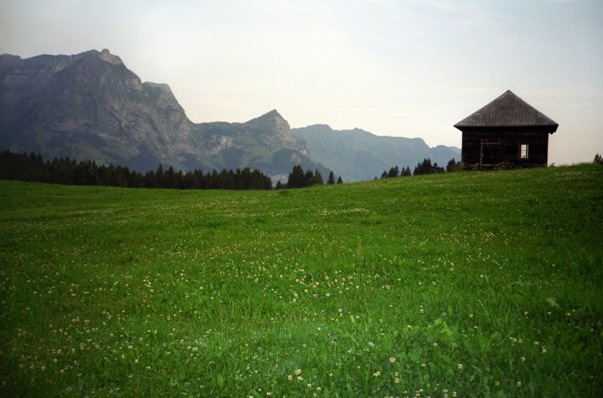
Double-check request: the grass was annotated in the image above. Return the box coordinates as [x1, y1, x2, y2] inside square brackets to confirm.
[1, 164, 602, 397]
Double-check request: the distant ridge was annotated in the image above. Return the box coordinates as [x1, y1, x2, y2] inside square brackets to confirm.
[291, 125, 460, 182]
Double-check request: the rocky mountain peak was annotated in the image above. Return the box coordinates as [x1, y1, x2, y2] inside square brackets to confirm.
[70, 49, 123, 66]
[98, 49, 123, 65]
[263, 109, 282, 118]
[247, 109, 285, 123]
[243, 109, 297, 146]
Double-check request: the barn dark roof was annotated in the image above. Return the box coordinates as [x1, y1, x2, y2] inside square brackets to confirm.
[454, 90, 558, 132]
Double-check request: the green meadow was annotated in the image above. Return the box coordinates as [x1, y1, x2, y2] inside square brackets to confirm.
[1, 164, 602, 397]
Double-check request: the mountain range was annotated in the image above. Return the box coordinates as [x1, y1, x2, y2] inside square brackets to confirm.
[0, 49, 459, 183]
[292, 125, 459, 182]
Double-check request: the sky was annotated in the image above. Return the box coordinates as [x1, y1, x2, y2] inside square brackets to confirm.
[1, 0, 602, 165]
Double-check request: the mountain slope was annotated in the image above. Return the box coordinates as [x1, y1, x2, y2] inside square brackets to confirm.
[0, 49, 195, 172]
[192, 110, 329, 182]
[1, 49, 458, 183]
[0, 50, 322, 180]
[291, 125, 460, 182]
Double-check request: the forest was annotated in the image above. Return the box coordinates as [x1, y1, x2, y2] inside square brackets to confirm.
[0, 150, 273, 190]
[379, 158, 460, 179]
[0, 150, 462, 190]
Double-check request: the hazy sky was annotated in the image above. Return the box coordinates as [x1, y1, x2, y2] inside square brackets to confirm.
[1, 0, 602, 165]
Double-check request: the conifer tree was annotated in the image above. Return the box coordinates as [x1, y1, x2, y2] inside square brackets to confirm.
[287, 165, 305, 188]
[446, 158, 459, 172]
[304, 169, 314, 186]
[308, 170, 324, 186]
[327, 171, 336, 185]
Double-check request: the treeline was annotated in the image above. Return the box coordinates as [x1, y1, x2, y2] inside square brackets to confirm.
[379, 158, 460, 179]
[276, 165, 342, 189]
[0, 150, 273, 190]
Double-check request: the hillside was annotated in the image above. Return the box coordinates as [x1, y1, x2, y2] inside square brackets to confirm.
[292, 124, 460, 181]
[193, 110, 329, 183]
[0, 49, 194, 171]
[1, 49, 459, 182]
[0, 50, 322, 179]
[1, 164, 601, 396]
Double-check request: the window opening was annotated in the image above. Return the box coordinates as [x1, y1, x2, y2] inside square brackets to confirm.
[520, 143, 529, 159]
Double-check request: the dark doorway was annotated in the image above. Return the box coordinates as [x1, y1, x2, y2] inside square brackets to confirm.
[481, 141, 500, 165]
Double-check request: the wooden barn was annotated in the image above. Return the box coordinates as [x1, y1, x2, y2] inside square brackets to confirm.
[454, 90, 558, 170]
